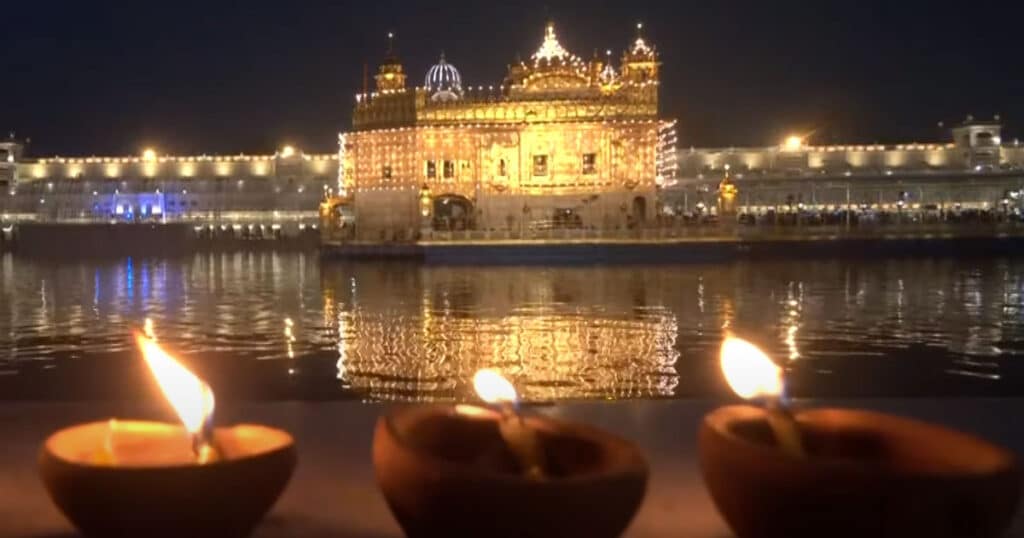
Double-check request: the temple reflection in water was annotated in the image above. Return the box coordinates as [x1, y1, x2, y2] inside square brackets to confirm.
[2, 252, 1023, 400]
[326, 265, 681, 401]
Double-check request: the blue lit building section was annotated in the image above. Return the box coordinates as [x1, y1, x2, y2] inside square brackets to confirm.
[98, 192, 166, 221]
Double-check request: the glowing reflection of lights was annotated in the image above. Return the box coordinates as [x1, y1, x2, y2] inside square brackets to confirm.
[93, 270, 100, 308]
[38, 279, 48, 327]
[3, 256, 1021, 397]
[334, 305, 680, 402]
[785, 324, 800, 361]
[336, 308, 349, 386]
[140, 260, 150, 300]
[896, 278, 905, 324]
[125, 257, 134, 298]
[783, 282, 803, 362]
[284, 317, 296, 359]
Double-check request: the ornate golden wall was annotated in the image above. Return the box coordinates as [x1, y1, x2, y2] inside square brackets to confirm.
[344, 119, 660, 233]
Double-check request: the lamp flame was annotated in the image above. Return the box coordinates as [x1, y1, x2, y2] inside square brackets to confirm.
[473, 369, 518, 406]
[135, 332, 215, 437]
[471, 369, 544, 479]
[721, 337, 784, 400]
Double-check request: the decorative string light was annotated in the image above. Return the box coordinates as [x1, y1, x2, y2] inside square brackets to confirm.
[631, 22, 653, 56]
[656, 120, 679, 187]
[599, 49, 619, 87]
[337, 133, 349, 196]
[532, 22, 578, 64]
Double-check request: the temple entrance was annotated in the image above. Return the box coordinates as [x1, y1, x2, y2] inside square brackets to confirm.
[433, 194, 474, 231]
[553, 208, 583, 229]
[632, 196, 647, 223]
[319, 195, 356, 241]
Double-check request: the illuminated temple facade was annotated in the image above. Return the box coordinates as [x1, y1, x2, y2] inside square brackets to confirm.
[4, 22, 1024, 232]
[338, 23, 673, 238]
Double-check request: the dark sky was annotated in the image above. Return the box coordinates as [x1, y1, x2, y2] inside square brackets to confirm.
[2, 1, 1022, 156]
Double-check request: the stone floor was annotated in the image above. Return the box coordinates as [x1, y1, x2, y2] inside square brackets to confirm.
[1, 399, 1021, 537]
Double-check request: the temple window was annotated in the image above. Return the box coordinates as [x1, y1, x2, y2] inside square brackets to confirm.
[443, 160, 455, 179]
[426, 161, 437, 179]
[498, 159, 508, 177]
[582, 153, 597, 174]
[533, 155, 549, 176]
[382, 165, 393, 180]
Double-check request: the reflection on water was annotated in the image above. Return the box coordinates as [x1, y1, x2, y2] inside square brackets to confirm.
[1, 252, 1023, 401]
[330, 266, 680, 401]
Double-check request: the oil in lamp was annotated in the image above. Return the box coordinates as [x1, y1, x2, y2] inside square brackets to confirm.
[700, 336, 1022, 538]
[373, 369, 649, 538]
[38, 328, 296, 538]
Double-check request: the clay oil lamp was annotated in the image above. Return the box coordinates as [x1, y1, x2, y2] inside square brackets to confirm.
[373, 369, 649, 538]
[38, 328, 296, 538]
[699, 336, 1021, 538]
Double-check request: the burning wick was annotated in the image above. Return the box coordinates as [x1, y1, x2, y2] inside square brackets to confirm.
[720, 337, 805, 459]
[472, 369, 545, 480]
[135, 330, 220, 463]
[95, 419, 119, 465]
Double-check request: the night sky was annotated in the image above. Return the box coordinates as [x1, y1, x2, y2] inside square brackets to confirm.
[2, 1, 1022, 157]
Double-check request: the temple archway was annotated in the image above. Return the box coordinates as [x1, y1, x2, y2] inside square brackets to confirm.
[632, 196, 647, 223]
[433, 194, 475, 231]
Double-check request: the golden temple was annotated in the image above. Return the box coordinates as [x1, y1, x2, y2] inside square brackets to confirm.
[332, 22, 677, 239]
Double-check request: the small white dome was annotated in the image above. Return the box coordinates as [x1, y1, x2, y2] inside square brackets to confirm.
[425, 53, 463, 101]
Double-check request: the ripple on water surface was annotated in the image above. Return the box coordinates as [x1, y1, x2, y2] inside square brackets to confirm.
[1, 252, 1022, 401]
